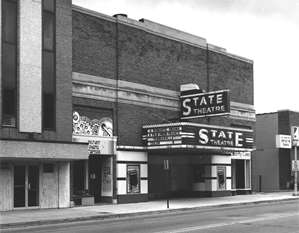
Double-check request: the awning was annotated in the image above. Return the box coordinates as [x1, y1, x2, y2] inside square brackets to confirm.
[0, 140, 89, 160]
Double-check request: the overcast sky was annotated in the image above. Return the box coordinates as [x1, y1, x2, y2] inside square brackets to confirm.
[73, 0, 299, 114]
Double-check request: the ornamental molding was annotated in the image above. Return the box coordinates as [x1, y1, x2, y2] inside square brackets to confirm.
[72, 72, 256, 122]
[72, 111, 113, 137]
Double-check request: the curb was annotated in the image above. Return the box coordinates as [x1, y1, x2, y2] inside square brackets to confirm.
[1, 197, 299, 229]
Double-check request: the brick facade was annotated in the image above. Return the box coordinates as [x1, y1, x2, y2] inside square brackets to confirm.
[72, 10, 254, 147]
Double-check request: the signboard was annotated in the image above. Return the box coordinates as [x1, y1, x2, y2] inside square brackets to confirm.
[231, 151, 251, 160]
[142, 123, 254, 150]
[291, 126, 299, 146]
[88, 140, 104, 154]
[142, 125, 182, 146]
[276, 135, 292, 149]
[180, 90, 230, 119]
[292, 160, 299, 172]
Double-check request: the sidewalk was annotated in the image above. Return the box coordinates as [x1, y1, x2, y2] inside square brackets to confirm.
[1, 192, 299, 229]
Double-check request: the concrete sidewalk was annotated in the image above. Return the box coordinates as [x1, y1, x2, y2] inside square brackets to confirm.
[1, 192, 299, 229]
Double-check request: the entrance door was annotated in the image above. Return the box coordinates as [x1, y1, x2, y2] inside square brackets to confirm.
[236, 160, 245, 189]
[28, 166, 39, 206]
[14, 165, 39, 208]
[89, 155, 102, 203]
[14, 166, 26, 207]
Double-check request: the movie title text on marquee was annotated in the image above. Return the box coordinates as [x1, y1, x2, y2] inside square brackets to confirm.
[142, 123, 254, 150]
[180, 90, 230, 119]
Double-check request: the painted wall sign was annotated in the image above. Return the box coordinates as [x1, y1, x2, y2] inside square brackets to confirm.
[180, 90, 230, 119]
[142, 123, 254, 150]
[276, 135, 292, 149]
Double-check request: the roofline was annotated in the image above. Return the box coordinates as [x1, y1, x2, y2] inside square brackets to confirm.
[257, 109, 299, 116]
[72, 4, 253, 64]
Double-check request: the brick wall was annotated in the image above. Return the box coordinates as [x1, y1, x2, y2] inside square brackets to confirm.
[117, 23, 208, 92]
[117, 103, 178, 146]
[72, 11, 116, 79]
[72, 11, 254, 147]
[208, 51, 253, 105]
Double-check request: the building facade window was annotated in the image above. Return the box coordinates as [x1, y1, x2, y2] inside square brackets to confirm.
[2, 0, 18, 127]
[217, 166, 226, 190]
[42, 0, 56, 130]
[127, 165, 140, 193]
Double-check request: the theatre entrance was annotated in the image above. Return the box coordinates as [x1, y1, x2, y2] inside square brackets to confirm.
[89, 155, 102, 203]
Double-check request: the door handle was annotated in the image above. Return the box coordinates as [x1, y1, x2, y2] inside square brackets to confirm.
[28, 183, 31, 190]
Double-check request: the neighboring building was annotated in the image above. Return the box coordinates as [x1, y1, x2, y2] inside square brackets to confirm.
[252, 110, 299, 192]
[0, 0, 255, 211]
[0, 0, 87, 211]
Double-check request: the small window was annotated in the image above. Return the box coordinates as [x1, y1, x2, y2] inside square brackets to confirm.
[217, 166, 226, 190]
[127, 165, 140, 194]
[43, 163, 54, 173]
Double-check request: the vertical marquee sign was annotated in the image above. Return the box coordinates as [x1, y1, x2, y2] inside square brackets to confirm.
[180, 89, 230, 119]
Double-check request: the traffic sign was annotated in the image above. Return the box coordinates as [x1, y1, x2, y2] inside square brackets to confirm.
[292, 160, 299, 172]
[291, 126, 299, 146]
[276, 135, 292, 148]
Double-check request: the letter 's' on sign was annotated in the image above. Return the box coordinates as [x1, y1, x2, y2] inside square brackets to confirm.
[180, 89, 230, 119]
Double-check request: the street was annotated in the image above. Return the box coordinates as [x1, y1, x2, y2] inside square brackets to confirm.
[3, 200, 299, 233]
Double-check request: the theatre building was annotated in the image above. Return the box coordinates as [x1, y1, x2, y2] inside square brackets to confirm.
[0, 0, 255, 211]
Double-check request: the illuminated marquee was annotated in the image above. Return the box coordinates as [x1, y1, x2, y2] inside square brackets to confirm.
[142, 123, 254, 150]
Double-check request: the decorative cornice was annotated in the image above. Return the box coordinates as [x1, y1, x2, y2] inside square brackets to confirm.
[72, 72, 256, 121]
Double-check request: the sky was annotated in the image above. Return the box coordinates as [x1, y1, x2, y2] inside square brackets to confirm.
[73, 0, 299, 114]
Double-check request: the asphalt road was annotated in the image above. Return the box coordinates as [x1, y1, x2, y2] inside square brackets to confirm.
[3, 200, 299, 233]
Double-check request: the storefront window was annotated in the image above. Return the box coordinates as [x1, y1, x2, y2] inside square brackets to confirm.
[127, 165, 140, 193]
[217, 166, 226, 190]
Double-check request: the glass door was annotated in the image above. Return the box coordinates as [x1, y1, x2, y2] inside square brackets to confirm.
[28, 166, 39, 206]
[14, 165, 26, 207]
[14, 165, 39, 208]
